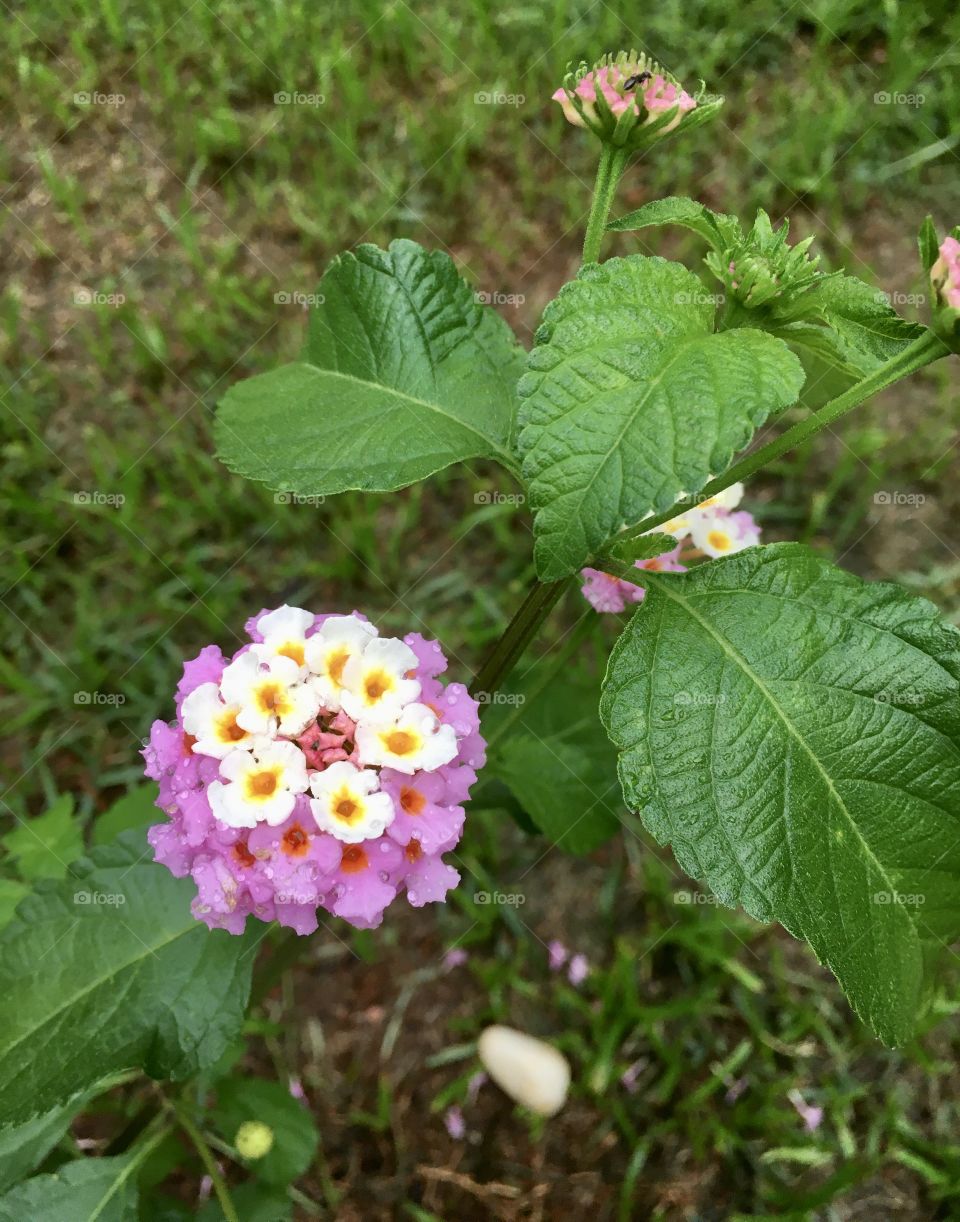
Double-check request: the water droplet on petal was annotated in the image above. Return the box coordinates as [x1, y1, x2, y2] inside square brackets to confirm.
[408, 889, 418, 904]
[378, 870, 389, 882]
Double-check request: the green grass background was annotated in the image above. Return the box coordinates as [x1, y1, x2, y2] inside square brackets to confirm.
[3, 1, 960, 1216]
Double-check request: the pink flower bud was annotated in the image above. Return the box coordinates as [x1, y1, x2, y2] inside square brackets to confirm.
[931, 235, 960, 312]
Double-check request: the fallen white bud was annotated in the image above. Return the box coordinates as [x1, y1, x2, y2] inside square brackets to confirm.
[477, 1024, 571, 1117]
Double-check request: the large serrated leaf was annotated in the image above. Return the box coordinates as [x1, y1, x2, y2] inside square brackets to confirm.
[600, 543, 960, 1044]
[0, 831, 258, 1125]
[607, 195, 740, 249]
[215, 238, 526, 494]
[517, 256, 805, 579]
[0, 1153, 141, 1221]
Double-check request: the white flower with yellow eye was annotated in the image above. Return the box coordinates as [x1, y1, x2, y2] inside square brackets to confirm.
[339, 637, 420, 723]
[208, 739, 309, 829]
[308, 760, 396, 843]
[689, 508, 760, 559]
[355, 703, 458, 775]
[181, 682, 254, 758]
[303, 614, 377, 712]
[220, 652, 320, 737]
[252, 605, 315, 669]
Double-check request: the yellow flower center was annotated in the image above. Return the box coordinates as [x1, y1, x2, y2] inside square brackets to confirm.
[254, 681, 292, 718]
[331, 789, 362, 824]
[244, 767, 281, 801]
[215, 710, 248, 743]
[277, 641, 305, 665]
[383, 729, 419, 757]
[363, 668, 394, 703]
[706, 530, 732, 552]
[327, 647, 350, 685]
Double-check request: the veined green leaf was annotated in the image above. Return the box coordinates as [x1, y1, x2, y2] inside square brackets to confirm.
[601, 544, 960, 1044]
[518, 256, 804, 579]
[216, 239, 526, 495]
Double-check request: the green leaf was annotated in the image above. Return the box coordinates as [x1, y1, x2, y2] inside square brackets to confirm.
[216, 239, 526, 495]
[918, 215, 940, 274]
[518, 256, 805, 579]
[212, 1079, 319, 1186]
[484, 640, 622, 853]
[794, 274, 925, 374]
[91, 786, 159, 847]
[609, 532, 678, 563]
[0, 880, 28, 933]
[607, 195, 740, 249]
[0, 1153, 141, 1221]
[4, 795, 83, 881]
[601, 543, 960, 1044]
[0, 831, 258, 1125]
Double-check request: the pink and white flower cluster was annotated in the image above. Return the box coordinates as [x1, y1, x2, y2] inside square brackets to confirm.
[144, 607, 484, 935]
[581, 483, 760, 613]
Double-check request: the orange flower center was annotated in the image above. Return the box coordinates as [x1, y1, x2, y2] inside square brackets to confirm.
[341, 845, 368, 874]
[233, 840, 256, 868]
[282, 823, 310, 857]
[404, 838, 423, 863]
[400, 786, 426, 815]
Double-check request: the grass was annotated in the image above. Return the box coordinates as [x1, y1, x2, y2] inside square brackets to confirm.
[3, 0, 960, 1216]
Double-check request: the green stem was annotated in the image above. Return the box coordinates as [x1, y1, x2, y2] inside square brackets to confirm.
[582, 145, 630, 264]
[169, 1100, 240, 1222]
[470, 578, 567, 699]
[472, 145, 632, 698]
[603, 330, 950, 556]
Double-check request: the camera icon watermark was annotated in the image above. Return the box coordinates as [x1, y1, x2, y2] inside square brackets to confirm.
[674, 290, 725, 306]
[273, 491, 326, 507]
[474, 490, 525, 506]
[873, 490, 926, 508]
[475, 691, 526, 706]
[74, 890, 126, 906]
[474, 90, 525, 107]
[73, 490, 125, 507]
[74, 288, 125, 307]
[475, 890, 526, 906]
[673, 890, 720, 906]
[872, 890, 925, 906]
[73, 91, 125, 108]
[274, 91, 326, 106]
[274, 290, 325, 307]
[74, 691, 126, 707]
[474, 290, 525, 308]
[873, 91, 925, 108]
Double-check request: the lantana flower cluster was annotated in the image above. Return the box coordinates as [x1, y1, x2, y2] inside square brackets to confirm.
[144, 607, 484, 934]
[552, 51, 721, 152]
[581, 483, 759, 613]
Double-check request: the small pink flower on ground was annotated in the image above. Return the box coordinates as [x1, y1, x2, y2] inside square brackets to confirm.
[621, 1058, 647, 1093]
[145, 608, 484, 934]
[288, 1076, 306, 1101]
[568, 953, 590, 986]
[443, 947, 469, 971]
[444, 1106, 466, 1140]
[548, 940, 569, 971]
[788, 1089, 824, 1133]
[932, 235, 960, 310]
[467, 1071, 487, 1102]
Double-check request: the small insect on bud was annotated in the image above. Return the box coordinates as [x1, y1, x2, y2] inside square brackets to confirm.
[235, 1120, 275, 1160]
